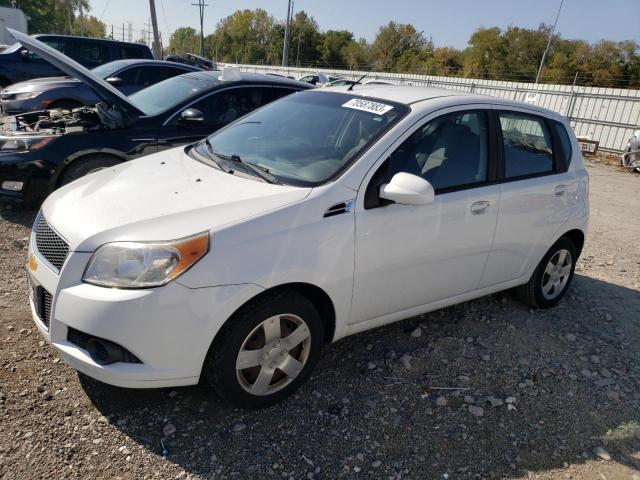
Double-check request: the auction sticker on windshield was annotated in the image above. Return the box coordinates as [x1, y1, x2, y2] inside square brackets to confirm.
[342, 98, 393, 115]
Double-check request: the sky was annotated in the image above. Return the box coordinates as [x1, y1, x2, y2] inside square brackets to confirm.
[88, 0, 640, 49]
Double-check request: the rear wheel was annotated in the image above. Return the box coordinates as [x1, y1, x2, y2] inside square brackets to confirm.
[514, 237, 577, 309]
[59, 155, 122, 186]
[203, 290, 324, 409]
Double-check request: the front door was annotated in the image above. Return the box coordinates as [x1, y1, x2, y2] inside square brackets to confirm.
[351, 108, 500, 324]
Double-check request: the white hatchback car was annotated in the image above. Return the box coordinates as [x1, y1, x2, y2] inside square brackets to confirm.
[27, 86, 589, 408]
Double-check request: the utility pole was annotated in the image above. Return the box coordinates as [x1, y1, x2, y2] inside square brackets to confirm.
[535, 0, 564, 84]
[111, 24, 114, 40]
[282, 0, 292, 66]
[122, 23, 125, 41]
[78, 4, 84, 36]
[296, 34, 300, 67]
[149, 0, 163, 59]
[191, 0, 208, 57]
[67, 4, 73, 34]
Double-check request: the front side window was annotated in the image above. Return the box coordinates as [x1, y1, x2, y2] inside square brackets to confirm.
[190, 87, 271, 128]
[194, 91, 408, 186]
[63, 41, 109, 67]
[128, 74, 218, 116]
[387, 110, 489, 191]
[500, 112, 554, 178]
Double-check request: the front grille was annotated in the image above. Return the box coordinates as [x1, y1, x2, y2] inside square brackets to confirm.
[34, 214, 69, 271]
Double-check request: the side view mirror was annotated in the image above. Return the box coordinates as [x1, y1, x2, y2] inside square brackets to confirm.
[179, 108, 204, 124]
[20, 49, 31, 61]
[105, 76, 122, 86]
[379, 172, 434, 205]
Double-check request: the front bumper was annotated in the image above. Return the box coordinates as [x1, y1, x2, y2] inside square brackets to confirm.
[0, 153, 54, 203]
[0, 97, 43, 116]
[27, 240, 264, 388]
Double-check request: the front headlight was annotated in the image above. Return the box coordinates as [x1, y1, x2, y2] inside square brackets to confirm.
[82, 232, 209, 288]
[0, 135, 56, 152]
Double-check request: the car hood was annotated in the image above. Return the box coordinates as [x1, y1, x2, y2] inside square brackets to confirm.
[7, 29, 142, 117]
[2, 76, 80, 95]
[42, 147, 312, 251]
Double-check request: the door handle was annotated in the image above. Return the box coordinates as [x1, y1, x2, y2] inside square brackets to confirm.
[554, 185, 567, 197]
[471, 200, 490, 215]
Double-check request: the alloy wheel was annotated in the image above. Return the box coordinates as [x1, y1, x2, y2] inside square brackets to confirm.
[541, 248, 573, 300]
[235, 314, 311, 396]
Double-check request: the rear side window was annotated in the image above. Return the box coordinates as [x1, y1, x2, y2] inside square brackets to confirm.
[552, 121, 573, 170]
[499, 112, 554, 178]
[120, 46, 147, 59]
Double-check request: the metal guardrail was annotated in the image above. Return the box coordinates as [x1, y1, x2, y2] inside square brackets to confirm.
[229, 63, 640, 154]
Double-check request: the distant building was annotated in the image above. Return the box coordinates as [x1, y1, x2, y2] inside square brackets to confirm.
[0, 6, 28, 46]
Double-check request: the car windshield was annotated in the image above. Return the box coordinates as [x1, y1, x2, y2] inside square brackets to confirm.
[91, 61, 129, 79]
[194, 91, 409, 186]
[128, 73, 220, 116]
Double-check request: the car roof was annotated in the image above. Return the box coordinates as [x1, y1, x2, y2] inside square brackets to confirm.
[321, 84, 562, 118]
[183, 70, 311, 88]
[101, 59, 200, 70]
[33, 34, 149, 49]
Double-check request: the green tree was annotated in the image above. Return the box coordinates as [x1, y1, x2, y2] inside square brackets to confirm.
[343, 38, 373, 70]
[462, 26, 506, 78]
[320, 30, 354, 66]
[372, 22, 427, 71]
[71, 14, 106, 38]
[207, 9, 278, 64]
[167, 27, 200, 55]
[2, 0, 90, 35]
[289, 11, 322, 66]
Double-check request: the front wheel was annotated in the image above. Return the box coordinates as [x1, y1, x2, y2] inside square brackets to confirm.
[514, 237, 577, 309]
[203, 290, 324, 409]
[58, 155, 122, 187]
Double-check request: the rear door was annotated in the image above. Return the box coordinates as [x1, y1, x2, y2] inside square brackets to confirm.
[479, 107, 575, 287]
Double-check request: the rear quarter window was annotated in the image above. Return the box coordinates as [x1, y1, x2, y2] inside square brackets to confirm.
[552, 121, 573, 170]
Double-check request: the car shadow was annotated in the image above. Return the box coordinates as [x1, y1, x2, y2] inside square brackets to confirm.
[80, 273, 640, 478]
[0, 202, 38, 229]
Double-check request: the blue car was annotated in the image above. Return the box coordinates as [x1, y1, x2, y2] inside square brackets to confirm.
[0, 59, 202, 115]
[0, 34, 153, 87]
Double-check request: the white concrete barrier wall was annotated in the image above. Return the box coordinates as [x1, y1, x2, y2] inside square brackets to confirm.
[226, 63, 640, 154]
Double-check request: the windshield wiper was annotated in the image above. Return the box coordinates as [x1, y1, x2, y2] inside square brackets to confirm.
[212, 151, 279, 184]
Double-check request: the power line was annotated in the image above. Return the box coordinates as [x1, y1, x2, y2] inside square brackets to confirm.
[99, 0, 112, 21]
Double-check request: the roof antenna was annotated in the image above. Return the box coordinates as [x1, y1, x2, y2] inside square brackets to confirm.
[347, 73, 368, 91]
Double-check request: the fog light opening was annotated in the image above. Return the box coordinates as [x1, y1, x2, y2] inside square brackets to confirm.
[86, 337, 124, 365]
[2, 180, 23, 191]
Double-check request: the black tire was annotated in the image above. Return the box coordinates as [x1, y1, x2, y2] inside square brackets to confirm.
[59, 155, 122, 186]
[47, 99, 84, 110]
[203, 289, 324, 409]
[514, 237, 577, 309]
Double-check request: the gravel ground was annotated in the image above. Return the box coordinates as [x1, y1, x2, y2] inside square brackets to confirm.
[0, 160, 639, 480]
